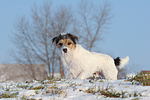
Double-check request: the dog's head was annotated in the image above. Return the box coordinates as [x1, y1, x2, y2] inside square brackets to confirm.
[52, 33, 78, 55]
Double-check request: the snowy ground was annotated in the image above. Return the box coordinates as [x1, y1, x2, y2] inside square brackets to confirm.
[0, 79, 150, 100]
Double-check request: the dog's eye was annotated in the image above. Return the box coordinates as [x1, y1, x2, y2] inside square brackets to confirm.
[59, 43, 63, 46]
[68, 42, 72, 45]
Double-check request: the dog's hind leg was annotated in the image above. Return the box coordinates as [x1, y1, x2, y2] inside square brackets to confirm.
[102, 68, 118, 80]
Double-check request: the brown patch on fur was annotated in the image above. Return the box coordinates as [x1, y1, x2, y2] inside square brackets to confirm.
[57, 38, 76, 50]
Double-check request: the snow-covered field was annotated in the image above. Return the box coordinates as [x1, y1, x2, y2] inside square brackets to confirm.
[0, 79, 150, 100]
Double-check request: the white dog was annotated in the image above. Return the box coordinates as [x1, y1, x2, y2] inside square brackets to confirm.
[52, 33, 129, 80]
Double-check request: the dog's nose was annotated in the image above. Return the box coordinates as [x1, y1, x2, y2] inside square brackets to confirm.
[63, 48, 67, 53]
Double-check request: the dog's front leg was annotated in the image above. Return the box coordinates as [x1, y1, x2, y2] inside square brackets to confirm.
[64, 71, 75, 79]
[68, 73, 75, 79]
[75, 70, 83, 79]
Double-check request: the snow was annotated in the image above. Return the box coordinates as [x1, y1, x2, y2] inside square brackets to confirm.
[0, 79, 150, 100]
[126, 73, 136, 79]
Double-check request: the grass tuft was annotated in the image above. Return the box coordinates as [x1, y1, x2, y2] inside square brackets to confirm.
[17, 84, 29, 89]
[129, 71, 150, 86]
[46, 84, 67, 97]
[84, 83, 141, 98]
[31, 85, 44, 90]
[0, 92, 18, 98]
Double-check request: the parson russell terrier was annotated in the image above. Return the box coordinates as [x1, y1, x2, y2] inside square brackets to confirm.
[52, 33, 129, 80]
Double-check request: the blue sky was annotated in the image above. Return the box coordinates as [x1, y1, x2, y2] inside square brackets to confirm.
[0, 0, 150, 73]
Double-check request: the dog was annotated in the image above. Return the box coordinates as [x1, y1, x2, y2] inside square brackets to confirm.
[52, 33, 129, 80]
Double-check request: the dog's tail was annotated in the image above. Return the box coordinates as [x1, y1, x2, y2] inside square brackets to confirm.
[114, 56, 129, 70]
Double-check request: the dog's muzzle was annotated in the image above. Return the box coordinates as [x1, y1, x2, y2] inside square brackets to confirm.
[63, 48, 67, 53]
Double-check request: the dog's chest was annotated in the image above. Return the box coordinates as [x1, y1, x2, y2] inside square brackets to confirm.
[62, 55, 84, 78]
[62, 55, 80, 69]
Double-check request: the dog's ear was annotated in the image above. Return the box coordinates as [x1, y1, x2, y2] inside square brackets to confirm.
[52, 36, 58, 43]
[67, 33, 78, 41]
[73, 35, 78, 41]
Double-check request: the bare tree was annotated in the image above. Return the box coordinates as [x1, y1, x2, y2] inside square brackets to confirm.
[77, 1, 128, 78]
[78, 0, 113, 51]
[11, 2, 74, 79]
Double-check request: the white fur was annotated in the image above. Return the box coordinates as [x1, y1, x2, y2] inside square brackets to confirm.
[58, 44, 129, 80]
[61, 33, 67, 36]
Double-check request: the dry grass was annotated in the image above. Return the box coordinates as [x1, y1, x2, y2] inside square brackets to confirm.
[0, 92, 18, 98]
[83, 83, 141, 98]
[129, 71, 150, 86]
